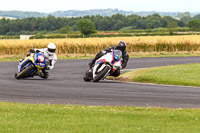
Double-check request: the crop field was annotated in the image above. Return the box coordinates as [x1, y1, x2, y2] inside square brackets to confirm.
[1, 35, 200, 58]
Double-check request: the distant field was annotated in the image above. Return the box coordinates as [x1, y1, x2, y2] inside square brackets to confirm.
[0, 16, 16, 19]
[1, 35, 200, 58]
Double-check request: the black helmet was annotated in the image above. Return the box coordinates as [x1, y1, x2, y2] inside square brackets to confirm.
[116, 41, 126, 51]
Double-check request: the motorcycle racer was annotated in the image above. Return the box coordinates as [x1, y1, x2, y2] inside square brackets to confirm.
[18, 42, 57, 79]
[88, 40, 129, 77]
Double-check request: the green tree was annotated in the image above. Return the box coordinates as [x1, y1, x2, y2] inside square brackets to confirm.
[193, 14, 200, 20]
[187, 19, 200, 31]
[167, 21, 177, 35]
[0, 13, 188, 35]
[76, 19, 96, 36]
[31, 33, 45, 39]
[181, 16, 192, 23]
[177, 12, 191, 18]
[59, 26, 72, 34]
[146, 23, 152, 33]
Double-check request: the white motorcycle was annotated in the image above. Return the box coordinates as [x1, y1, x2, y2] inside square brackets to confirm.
[83, 50, 122, 82]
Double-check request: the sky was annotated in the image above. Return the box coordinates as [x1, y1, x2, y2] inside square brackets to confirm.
[0, 0, 199, 13]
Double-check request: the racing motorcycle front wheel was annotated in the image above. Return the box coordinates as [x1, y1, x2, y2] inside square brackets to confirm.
[15, 65, 34, 79]
[93, 66, 110, 82]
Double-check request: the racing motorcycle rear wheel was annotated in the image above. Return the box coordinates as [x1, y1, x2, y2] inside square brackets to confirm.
[93, 66, 110, 82]
[15, 65, 34, 79]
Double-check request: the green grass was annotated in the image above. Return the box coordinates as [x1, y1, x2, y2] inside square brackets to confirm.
[117, 63, 200, 87]
[1, 52, 200, 62]
[0, 102, 200, 133]
[58, 56, 93, 60]
[0, 58, 21, 62]
[0, 56, 94, 62]
[129, 53, 200, 58]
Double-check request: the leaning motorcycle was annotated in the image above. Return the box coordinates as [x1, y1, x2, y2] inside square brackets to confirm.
[83, 50, 122, 82]
[15, 53, 47, 79]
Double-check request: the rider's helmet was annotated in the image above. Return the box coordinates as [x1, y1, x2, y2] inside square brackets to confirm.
[47, 42, 56, 55]
[116, 40, 126, 51]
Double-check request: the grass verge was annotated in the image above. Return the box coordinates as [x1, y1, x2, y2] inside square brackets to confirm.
[129, 51, 200, 58]
[0, 55, 94, 62]
[0, 102, 200, 133]
[1, 51, 200, 62]
[113, 63, 200, 87]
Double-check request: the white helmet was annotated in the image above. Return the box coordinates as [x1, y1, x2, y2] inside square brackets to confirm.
[47, 42, 56, 55]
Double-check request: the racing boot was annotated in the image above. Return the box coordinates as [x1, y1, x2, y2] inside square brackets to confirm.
[110, 68, 120, 77]
[38, 70, 49, 79]
[83, 69, 93, 82]
[43, 71, 49, 79]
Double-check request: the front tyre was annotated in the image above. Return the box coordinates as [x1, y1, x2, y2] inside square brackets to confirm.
[93, 66, 110, 82]
[15, 65, 34, 79]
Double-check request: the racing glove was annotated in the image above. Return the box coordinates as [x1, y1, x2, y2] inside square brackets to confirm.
[27, 49, 35, 56]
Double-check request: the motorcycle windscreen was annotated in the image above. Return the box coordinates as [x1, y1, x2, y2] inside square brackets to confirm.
[113, 50, 122, 61]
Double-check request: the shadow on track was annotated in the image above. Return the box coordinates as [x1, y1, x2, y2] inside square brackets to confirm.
[88, 80, 122, 84]
[18, 78, 56, 81]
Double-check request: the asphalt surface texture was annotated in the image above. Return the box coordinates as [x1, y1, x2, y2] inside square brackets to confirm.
[1, 57, 200, 108]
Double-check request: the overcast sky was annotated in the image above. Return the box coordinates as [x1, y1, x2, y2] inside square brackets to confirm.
[0, 0, 199, 13]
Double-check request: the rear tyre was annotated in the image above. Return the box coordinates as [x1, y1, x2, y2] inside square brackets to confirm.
[93, 66, 110, 82]
[15, 65, 34, 79]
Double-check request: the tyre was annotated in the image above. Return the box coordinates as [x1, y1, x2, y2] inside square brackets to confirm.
[15, 65, 34, 79]
[83, 76, 91, 82]
[83, 70, 92, 82]
[93, 66, 110, 82]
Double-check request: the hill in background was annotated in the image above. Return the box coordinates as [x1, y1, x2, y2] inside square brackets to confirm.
[0, 9, 199, 19]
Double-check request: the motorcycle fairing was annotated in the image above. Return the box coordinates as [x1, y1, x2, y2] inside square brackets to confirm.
[17, 53, 46, 78]
[93, 50, 122, 79]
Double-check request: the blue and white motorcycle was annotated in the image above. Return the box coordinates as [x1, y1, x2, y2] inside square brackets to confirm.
[83, 50, 122, 82]
[15, 53, 47, 79]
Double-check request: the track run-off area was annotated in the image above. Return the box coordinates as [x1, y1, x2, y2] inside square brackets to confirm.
[1, 57, 200, 108]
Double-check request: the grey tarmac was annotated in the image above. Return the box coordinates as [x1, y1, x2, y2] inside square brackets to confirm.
[0, 56, 200, 108]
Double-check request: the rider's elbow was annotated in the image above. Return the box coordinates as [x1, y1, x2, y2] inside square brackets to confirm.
[49, 65, 54, 70]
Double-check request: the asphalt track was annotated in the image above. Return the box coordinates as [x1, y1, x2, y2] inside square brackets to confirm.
[1, 57, 200, 108]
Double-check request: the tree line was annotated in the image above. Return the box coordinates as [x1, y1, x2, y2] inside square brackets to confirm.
[0, 13, 200, 35]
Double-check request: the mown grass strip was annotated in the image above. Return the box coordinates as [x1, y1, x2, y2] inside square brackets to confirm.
[115, 63, 200, 87]
[0, 102, 200, 133]
[0, 56, 94, 62]
[1, 51, 200, 62]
